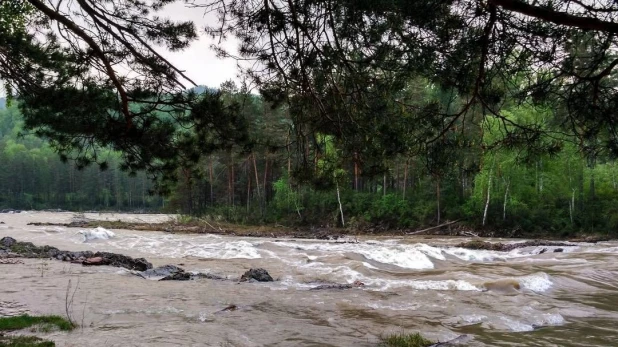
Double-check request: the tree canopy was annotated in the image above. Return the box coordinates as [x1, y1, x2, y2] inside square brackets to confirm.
[2, 0, 618, 187]
[198, 0, 618, 165]
[0, 0, 248, 190]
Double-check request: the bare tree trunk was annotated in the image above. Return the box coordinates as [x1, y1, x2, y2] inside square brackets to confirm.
[503, 179, 510, 221]
[336, 181, 345, 227]
[252, 153, 262, 215]
[403, 158, 409, 200]
[482, 167, 493, 226]
[570, 188, 575, 224]
[354, 152, 359, 191]
[209, 157, 214, 205]
[263, 155, 269, 201]
[246, 166, 251, 212]
[436, 177, 441, 225]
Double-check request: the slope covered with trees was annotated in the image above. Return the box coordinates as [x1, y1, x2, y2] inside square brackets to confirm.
[0, 99, 164, 211]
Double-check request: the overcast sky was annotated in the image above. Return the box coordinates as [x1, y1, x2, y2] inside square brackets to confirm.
[161, 2, 241, 89]
[0, 2, 240, 98]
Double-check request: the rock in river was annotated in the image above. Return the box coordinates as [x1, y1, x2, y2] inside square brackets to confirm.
[136, 265, 190, 281]
[240, 268, 274, 282]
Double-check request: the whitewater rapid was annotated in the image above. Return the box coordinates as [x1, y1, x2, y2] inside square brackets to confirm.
[1, 212, 618, 346]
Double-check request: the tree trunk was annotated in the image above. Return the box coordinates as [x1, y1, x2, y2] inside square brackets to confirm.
[482, 167, 493, 226]
[252, 153, 262, 215]
[336, 180, 345, 227]
[209, 158, 214, 205]
[403, 158, 409, 200]
[503, 179, 509, 221]
[436, 177, 441, 225]
[354, 152, 359, 191]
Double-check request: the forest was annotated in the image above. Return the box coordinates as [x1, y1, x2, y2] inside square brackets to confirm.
[3, 0, 618, 236]
[2, 79, 618, 236]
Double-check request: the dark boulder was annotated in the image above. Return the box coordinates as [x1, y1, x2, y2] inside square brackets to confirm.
[310, 280, 365, 290]
[1, 237, 16, 248]
[92, 251, 152, 271]
[137, 265, 189, 281]
[240, 268, 274, 282]
[554, 248, 564, 253]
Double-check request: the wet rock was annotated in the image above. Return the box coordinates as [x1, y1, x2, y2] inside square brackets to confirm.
[216, 304, 237, 313]
[137, 265, 188, 281]
[310, 280, 365, 290]
[456, 239, 574, 252]
[1, 237, 16, 248]
[82, 257, 105, 265]
[240, 268, 274, 282]
[92, 251, 152, 271]
[193, 273, 227, 281]
[429, 334, 472, 346]
[554, 248, 564, 253]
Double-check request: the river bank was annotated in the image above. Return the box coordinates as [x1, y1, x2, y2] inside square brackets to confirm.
[24, 216, 615, 243]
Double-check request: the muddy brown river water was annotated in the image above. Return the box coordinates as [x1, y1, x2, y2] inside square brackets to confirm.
[1, 212, 618, 346]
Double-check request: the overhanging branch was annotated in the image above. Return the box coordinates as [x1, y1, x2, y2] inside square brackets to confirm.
[492, 0, 618, 33]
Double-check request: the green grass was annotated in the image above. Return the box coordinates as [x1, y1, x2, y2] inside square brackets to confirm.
[0, 336, 55, 347]
[0, 315, 74, 333]
[379, 332, 434, 347]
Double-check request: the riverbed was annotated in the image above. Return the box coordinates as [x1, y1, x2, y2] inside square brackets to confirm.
[1, 212, 617, 346]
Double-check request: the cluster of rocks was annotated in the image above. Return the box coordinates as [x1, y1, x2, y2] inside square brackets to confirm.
[0, 236, 152, 271]
[1, 236, 276, 284]
[0, 209, 22, 214]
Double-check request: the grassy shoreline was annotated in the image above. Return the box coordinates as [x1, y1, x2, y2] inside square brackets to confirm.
[0, 315, 74, 347]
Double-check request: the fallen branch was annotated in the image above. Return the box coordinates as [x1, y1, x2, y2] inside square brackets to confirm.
[406, 220, 461, 235]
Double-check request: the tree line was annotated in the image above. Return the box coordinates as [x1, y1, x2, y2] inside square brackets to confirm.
[0, 99, 164, 211]
[3, 79, 618, 235]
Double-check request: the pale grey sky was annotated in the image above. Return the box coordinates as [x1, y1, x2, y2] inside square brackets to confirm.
[0, 2, 240, 98]
[161, 2, 241, 89]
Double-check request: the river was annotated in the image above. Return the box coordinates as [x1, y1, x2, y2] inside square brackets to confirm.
[1, 212, 617, 346]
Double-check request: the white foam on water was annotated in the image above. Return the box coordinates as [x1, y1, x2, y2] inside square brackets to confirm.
[535, 313, 565, 326]
[366, 302, 421, 311]
[443, 247, 508, 262]
[518, 272, 553, 292]
[362, 262, 380, 270]
[444, 245, 579, 263]
[274, 241, 443, 269]
[179, 240, 261, 259]
[106, 234, 263, 259]
[363, 277, 481, 292]
[499, 316, 534, 332]
[78, 227, 116, 242]
[460, 314, 487, 324]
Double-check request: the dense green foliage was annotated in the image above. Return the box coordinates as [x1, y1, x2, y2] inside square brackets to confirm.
[4, 79, 618, 235]
[0, 100, 164, 211]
